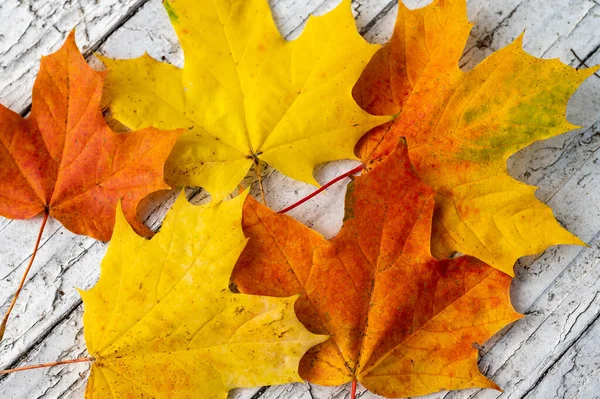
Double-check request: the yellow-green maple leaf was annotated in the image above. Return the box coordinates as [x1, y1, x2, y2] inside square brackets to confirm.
[101, 0, 389, 202]
[80, 192, 326, 399]
[353, 0, 600, 275]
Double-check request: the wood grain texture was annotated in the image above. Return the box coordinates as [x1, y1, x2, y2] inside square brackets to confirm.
[0, 0, 153, 112]
[0, 0, 599, 398]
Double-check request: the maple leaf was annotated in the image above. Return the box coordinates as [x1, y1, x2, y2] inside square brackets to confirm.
[80, 192, 327, 399]
[231, 140, 521, 397]
[0, 32, 182, 241]
[352, 0, 600, 275]
[100, 0, 390, 202]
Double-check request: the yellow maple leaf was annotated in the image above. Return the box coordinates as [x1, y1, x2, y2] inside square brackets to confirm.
[101, 0, 390, 202]
[353, 0, 600, 275]
[80, 192, 327, 398]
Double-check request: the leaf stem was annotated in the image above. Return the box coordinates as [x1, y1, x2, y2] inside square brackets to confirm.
[0, 357, 93, 375]
[254, 159, 267, 205]
[350, 378, 357, 399]
[0, 212, 49, 341]
[278, 164, 364, 214]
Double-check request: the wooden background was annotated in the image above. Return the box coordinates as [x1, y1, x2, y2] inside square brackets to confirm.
[0, 0, 599, 398]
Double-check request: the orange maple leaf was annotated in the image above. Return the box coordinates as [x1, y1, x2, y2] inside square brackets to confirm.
[352, 0, 599, 275]
[0, 32, 182, 241]
[232, 140, 521, 397]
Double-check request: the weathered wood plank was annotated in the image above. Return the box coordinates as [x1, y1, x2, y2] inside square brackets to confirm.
[0, 0, 599, 398]
[0, 306, 88, 399]
[523, 309, 600, 398]
[0, 0, 152, 112]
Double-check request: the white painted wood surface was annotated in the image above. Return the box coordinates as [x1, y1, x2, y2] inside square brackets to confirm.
[0, 0, 599, 398]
